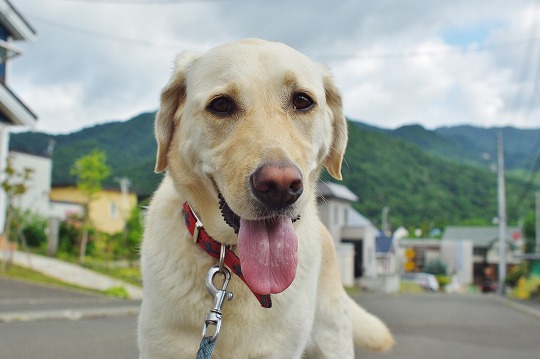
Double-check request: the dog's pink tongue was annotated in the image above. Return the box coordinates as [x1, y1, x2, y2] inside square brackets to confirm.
[238, 217, 298, 295]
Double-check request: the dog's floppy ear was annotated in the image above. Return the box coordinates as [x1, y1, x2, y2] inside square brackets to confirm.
[154, 53, 199, 173]
[322, 69, 348, 180]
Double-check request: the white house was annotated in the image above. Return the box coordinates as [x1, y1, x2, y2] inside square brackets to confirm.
[316, 181, 378, 287]
[0, 1, 37, 232]
[8, 151, 51, 217]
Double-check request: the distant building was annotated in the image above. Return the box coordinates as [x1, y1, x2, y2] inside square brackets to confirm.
[400, 239, 473, 287]
[50, 186, 137, 234]
[372, 234, 401, 293]
[317, 181, 379, 288]
[443, 226, 523, 283]
[0, 0, 37, 232]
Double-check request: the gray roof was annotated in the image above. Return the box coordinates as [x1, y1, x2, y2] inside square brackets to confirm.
[317, 181, 358, 202]
[346, 208, 373, 228]
[443, 226, 522, 247]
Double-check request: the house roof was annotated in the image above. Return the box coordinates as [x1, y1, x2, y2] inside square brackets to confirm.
[0, 82, 37, 128]
[0, 0, 36, 42]
[346, 208, 373, 228]
[443, 226, 522, 247]
[317, 181, 358, 202]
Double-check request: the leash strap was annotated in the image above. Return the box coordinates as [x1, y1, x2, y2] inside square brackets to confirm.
[183, 202, 272, 308]
[196, 337, 216, 359]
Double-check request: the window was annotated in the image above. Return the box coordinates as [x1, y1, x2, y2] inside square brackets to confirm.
[110, 202, 118, 219]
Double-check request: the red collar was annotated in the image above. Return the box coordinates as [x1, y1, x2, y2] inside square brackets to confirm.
[182, 202, 272, 308]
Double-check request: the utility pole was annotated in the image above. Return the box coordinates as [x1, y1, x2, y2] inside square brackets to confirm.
[497, 131, 507, 295]
[114, 177, 131, 219]
[382, 206, 390, 236]
[536, 192, 540, 254]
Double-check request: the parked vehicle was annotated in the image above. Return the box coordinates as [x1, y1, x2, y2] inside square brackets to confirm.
[402, 272, 440, 292]
[480, 280, 497, 293]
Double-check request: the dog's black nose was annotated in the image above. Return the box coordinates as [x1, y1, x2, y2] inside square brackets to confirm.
[250, 162, 303, 210]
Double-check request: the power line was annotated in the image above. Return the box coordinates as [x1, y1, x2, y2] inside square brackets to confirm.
[29, 15, 187, 50]
[58, 0, 231, 4]
[27, 13, 540, 59]
[512, 0, 540, 117]
[316, 37, 540, 61]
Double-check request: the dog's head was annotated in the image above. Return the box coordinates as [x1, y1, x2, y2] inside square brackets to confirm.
[154, 39, 347, 295]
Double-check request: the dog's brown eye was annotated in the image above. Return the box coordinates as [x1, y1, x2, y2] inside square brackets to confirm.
[208, 96, 234, 115]
[293, 93, 314, 111]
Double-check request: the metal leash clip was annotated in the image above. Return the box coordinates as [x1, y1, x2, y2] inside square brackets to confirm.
[201, 264, 234, 343]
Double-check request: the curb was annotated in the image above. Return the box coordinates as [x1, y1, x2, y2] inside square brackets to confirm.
[489, 295, 540, 320]
[0, 305, 140, 323]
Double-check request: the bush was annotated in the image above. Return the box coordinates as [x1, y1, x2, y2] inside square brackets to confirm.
[57, 213, 95, 257]
[436, 275, 451, 289]
[424, 259, 448, 276]
[506, 263, 529, 287]
[21, 214, 48, 248]
[6, 210, 47, 248]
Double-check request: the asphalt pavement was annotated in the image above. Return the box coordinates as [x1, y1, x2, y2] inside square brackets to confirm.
[0, 277, 141, 323]
[354, 292, 540, 359]
[2, 277, 540, 359]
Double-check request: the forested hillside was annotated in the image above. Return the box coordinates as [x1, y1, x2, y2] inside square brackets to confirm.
[338, 123, 531, 228]
[10, 113, 538, 228]
[10, 112, 162, 196]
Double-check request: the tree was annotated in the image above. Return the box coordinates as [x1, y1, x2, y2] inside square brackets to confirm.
[70, 150, 110, 262]
[1, 155, 33, 271]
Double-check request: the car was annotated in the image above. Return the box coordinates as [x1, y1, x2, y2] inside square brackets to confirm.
[402, 272, 440, 292]
[480, 280, 497, 293]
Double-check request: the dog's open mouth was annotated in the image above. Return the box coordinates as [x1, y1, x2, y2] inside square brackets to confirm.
[218, 193, 299, 295]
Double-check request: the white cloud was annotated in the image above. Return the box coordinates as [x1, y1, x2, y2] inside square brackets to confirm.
[8, 0, 540, 133]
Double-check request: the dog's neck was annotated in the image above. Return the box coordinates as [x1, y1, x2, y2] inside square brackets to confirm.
[182, 201, 272, 308]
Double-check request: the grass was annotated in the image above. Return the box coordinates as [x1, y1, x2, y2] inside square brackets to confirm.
[0, 261, 137, 299]
[399, 281, 426, 293]
[0, 262, 103, 295]
[79, 258, 142, 287]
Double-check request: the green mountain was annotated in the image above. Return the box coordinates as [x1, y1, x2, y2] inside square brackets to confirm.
[9, 113, 538, 228]
[376, 123, 540, 171]
[339, 123, 531, 228]
[10, 112, 163, 196]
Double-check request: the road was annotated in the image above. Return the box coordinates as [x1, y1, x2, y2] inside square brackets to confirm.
[355, 292, 540, 359]
[1, 278, 540, 358]
[0, 278, 140, 358]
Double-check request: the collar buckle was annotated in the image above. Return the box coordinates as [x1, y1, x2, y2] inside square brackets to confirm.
[190, 205, 204, 243]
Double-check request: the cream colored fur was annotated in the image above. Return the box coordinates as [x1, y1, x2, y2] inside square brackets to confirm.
[138, 39, 394, 358]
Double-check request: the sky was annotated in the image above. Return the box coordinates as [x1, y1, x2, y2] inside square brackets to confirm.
[8, 0, 540, 134]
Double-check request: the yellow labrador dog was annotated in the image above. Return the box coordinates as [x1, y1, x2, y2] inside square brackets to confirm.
[138, 39, 394, 358]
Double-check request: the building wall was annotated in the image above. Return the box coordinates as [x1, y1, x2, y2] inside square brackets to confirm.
[336, 242, 355, 287]
[342, 226, 377, 279]
[0, 125, 8, 231]
[50, 186, 137, 234]
[9, 151, 51, 217]
[317, 198, 351, 246]
[441, 240, 473, 285]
